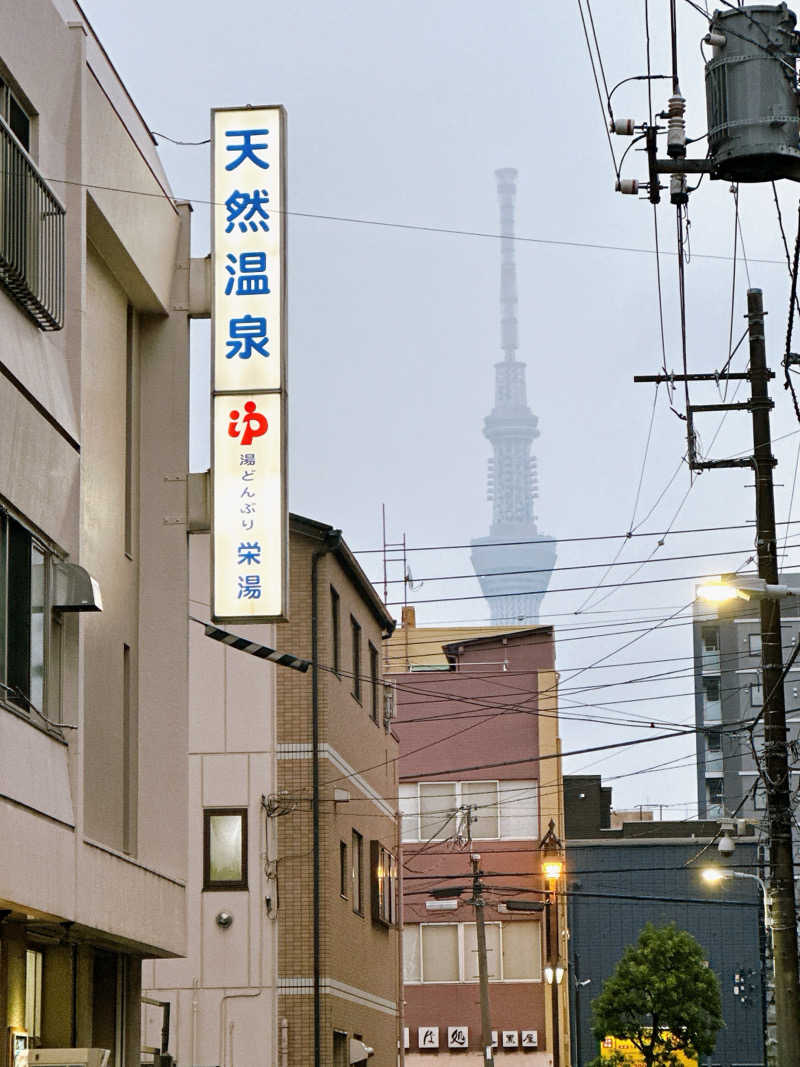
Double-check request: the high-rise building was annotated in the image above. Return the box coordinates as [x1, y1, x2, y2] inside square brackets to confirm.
[471, 170, 556, 624]
[692, 576, 800, 820]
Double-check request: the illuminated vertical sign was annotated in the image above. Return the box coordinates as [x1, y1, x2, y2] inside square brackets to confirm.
[211, 106, 287, 622]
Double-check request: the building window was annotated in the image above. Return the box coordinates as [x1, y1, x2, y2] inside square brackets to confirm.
[1, 514, 50, 716]
[203, 808, 248, 890]
[707, 728, 722, 753]
[751, 680, 764, 707]
[351, 616, 361, 702]
[399, 780, 538, 842]
[339, 841, 348, 899]
[701, 626, 719, 652]
[707, 778, 724, 814]
[371, 841, 398, 926]
[0, 81, 64, 330]
[748, 632, 762, 655]
[25, 948, 42, 1046]
[352, 829, 363, 914]
[330, 586, 340, 676]
[404, 921, 541, 984]
[0, 80, 30, 152]
[702, 676, 720, 704]
[369, 642, 379, 723]
[333, 1031, 348, 1067]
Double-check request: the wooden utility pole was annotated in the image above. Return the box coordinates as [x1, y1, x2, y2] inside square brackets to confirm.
[635, 287, 800, 1067]
[470, 854, 495, 1066]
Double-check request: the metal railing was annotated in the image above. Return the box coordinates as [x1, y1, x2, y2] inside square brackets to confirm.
[0, 117, 64, 330]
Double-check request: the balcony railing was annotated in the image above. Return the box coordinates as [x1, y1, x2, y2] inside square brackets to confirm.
[0, 118, 64, 330]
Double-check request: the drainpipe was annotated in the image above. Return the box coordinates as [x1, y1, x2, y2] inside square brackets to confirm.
[311, 529, 342, 1067]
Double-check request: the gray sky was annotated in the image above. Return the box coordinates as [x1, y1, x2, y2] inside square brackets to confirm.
[76, 0, 800, 814]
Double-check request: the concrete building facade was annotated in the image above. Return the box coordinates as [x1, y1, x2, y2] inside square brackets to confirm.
[390, 618, 568, 1066]
[692, 580, 800, 820]
[0, 2, 190, 1064]
[145, 516, 401, 1067]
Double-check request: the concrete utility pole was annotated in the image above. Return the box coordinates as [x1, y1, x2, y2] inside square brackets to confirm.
[745, 289, 800, 1066]
[634, 287, 800, 1067]
[470, 854, 495, 1066]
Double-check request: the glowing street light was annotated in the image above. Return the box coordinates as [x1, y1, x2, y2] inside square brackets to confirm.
[696, 575, 796, 603]
[701, 867, 770, 933]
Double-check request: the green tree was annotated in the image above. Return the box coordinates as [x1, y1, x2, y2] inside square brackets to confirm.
[588, 923, 723, 1067]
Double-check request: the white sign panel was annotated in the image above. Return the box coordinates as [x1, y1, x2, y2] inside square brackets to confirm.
[211, 105, 287, 622]
[447, 1027, 468, 1049]
[418, 1027, 439, 1049]
[502, 1031, 519, 1048]
[521, 1030, 538, 1048]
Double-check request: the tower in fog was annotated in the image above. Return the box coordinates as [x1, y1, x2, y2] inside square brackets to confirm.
[470, 169, 556, 622]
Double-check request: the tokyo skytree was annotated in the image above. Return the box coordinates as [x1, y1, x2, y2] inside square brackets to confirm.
[470, 169, 556, 623]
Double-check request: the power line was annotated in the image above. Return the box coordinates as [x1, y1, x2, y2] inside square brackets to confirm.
[41, 172, 792, 266]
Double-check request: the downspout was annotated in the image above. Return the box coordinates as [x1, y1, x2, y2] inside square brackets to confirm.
[311, 529, 342, 1067]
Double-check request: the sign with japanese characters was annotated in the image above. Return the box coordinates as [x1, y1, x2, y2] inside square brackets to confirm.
[211, 106, 287, 622]
[418, 1027, 439, 1049]
[601, 1035, 696, 1065]
[447, 1027, 468, 1049]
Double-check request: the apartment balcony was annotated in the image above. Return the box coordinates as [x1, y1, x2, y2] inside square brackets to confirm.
[0, 117, 65, 330]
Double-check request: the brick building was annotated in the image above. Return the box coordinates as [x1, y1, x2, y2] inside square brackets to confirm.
[390, 615, 568, 1066]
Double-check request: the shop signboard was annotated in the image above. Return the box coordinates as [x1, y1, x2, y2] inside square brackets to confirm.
[601, 1034, 697, 1065]
[210, 105, 287, 622]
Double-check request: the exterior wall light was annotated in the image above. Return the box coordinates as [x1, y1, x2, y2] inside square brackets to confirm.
[545, 963, 565, 985]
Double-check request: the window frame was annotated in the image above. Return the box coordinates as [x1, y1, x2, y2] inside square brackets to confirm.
[352, 829, 363, 914]
[750, 680, 764, 707]
[203, 807, 248, 891]
[351, 616, 362, 703]
[400, 780, 540, 842]
[0, 512, 54, 722]
[330, 586, 340, 676]
[339, 840, 348, 899]
[748, 632, 762, 655]
[405, 920, 542, 984]
[370, 840, 398, 927]
[369, 641, 379, 723]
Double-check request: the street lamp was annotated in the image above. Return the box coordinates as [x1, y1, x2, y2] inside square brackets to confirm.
[696, 574, 796, 603]
[701, 867, 770, 934]
[539, 820, 565, 1067]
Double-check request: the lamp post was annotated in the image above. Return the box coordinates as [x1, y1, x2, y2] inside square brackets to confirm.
[540, 820, 564, 1067]
[702, 866, 772, 1065]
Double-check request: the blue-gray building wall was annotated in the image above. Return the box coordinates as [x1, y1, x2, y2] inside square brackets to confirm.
[567, 840, 765, 1067]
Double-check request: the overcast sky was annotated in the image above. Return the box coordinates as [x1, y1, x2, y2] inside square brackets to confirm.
[76, 0, 800, 815]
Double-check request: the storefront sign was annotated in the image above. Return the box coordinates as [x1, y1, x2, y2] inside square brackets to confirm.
[211, 106, 287, 621]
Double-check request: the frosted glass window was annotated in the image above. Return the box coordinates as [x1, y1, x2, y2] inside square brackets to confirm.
[204, 809, 247, 889]
[422, 924, 459, 982]
[461, 781, 498, 839]
[463, 922, 500, 981]
[502, 920, 541, 980]
[399, 783, 419, 841]
[419, 782, 457, 842]
[499, 780, 538, 839]
[403, 925, 421, 982]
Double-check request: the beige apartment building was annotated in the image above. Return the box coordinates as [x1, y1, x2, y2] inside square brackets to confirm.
[146, 516, 401, 1067]
[0, 1, 190, 1064]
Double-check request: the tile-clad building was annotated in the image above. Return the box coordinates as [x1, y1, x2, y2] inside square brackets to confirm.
[692, 579, 800, 819]
[0, 0, 191, 1062]
[390, 618, 568, 1066]
[275, 516, 400, 1067]
[565, 806, 766, 1067]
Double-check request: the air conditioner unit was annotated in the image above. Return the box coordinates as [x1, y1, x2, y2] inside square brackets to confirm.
[19, 1050, 110, 1067]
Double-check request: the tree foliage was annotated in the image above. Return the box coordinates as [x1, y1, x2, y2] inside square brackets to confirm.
[588, 923, 723, 1067]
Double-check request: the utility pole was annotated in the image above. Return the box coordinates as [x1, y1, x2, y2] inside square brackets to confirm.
[746, 288, 800, 1066]
[634, 287, 800, 1067]
[470, 853, 495, 1066]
